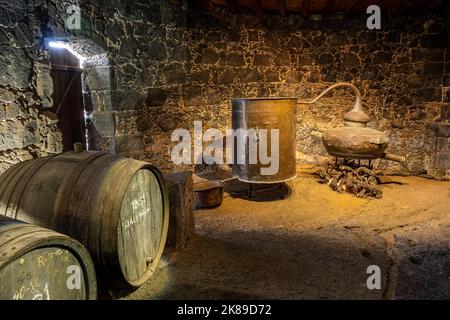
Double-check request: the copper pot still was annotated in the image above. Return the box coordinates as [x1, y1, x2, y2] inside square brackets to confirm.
[299, 83, 406, 163]
[230, 82, 405, 186]
[231, 98, 297, 183]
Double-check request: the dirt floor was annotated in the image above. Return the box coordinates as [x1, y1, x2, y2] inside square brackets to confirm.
[124, 164, 450, 300]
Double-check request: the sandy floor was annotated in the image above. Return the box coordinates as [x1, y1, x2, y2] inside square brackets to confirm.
[124, 165, 450, 300]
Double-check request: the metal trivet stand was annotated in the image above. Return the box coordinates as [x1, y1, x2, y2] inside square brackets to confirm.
[228, 181, 291, 201]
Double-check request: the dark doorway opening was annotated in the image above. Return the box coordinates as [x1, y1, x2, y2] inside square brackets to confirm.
[49, 47, 85, 152]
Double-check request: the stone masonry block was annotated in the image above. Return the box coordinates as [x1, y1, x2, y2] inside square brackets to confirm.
[430, 122, 450, 137]
[164, 171, 194, 249]
[83, 66, 113, 92]
[436, 137, 448, 152]
[92, 111, 115, 136]
[115, 134, 144, 153]
[441, 104, 450, 122]
[434, 152, 450, 169]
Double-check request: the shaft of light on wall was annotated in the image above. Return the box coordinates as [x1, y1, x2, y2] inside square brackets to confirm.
[48, 41, 85, 68]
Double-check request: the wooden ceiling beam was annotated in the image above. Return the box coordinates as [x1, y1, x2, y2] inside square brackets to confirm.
[225, 0, 239, 13]
[301, 0, 311, 17]
[344, 0, 358, 13]
[196, 0, 215, 11]
[399, 0, 419, 14]
[278, 0, 287, 15]
[196, 0, 448, 15]
[324, 0, 336, 14]
[424, 0, 443, 11]
[251, 0, 264, 16]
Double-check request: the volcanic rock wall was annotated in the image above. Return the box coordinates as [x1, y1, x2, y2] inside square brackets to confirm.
[185, 8, 450, 176]
[0, 0, 62, 173]
[0, 0, 189, 174]
[0, 1, 449, 177]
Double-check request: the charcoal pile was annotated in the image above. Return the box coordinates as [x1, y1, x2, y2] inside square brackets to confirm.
[317, 162, 383, 199]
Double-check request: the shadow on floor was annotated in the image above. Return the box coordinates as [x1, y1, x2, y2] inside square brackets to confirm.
[225, 181, 293, 202]
[123, 228, 392, 300]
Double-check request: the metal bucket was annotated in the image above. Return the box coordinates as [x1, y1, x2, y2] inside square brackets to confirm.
[231, 98, 297, 184]
[194, 181, 224, 209]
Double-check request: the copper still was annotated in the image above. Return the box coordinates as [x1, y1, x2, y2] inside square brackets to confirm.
[299, 83, 406, 163]
[230, 83, 404, 186]
[231, 98, 297, 183]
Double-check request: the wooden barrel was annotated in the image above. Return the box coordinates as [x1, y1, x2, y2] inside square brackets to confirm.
[0, 151, 169, 288]
[0, 216, 96, 300]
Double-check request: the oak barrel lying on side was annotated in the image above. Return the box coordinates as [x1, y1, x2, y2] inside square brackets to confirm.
[0, 151, 169, 288]
[0, 216, 96, 300]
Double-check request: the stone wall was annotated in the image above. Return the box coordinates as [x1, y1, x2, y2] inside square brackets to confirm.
[429, 104, 450, 179]
[1, 1, 449, 177]
[0, 1, 63, 173]
[0, 0, 189, 174]
[54, 0, 189, 172]
[185, 8, 450, 175]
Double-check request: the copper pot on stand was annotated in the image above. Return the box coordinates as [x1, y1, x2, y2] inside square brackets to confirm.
[299, 83, 406, 164]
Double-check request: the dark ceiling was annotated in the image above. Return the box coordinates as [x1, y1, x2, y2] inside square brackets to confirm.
[193, 0, 450, 16]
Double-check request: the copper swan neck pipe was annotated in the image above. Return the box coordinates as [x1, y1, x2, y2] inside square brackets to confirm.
[298, 82, 363, 113]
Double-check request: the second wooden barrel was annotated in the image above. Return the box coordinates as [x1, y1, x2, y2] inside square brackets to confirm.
[0, 151, 169, 288]
[0, 216, 96, 300]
